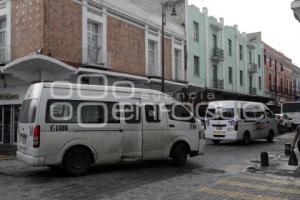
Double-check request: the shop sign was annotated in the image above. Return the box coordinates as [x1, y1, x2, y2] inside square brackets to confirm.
[0, 93, 19, 100]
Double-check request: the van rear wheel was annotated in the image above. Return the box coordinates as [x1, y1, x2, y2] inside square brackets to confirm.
[171, 144, 188, 167]
[63, 148, 91, 176]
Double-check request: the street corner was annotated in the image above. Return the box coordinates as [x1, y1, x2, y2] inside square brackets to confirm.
[247, 149, 300, 178]
[196, 174, 300, 200]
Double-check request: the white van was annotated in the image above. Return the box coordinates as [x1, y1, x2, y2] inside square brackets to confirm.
[17, 83, 205, 176]
[205, 101, 277, 145]
[281, 102, 300, 129]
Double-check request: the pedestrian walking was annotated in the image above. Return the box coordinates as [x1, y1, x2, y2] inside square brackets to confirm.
[292, 125, 300, 152]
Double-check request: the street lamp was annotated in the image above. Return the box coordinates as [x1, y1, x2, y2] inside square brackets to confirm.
[161, 0, 181, 93]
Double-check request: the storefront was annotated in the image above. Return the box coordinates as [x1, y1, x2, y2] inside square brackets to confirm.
[0, 55, 77, 145]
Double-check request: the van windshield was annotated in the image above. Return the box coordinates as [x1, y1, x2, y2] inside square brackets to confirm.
[206, 107, 235, 120]
[282, 103, 300, 113]
[19, 99, 38, 123]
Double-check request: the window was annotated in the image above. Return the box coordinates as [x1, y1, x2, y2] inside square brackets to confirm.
[228, 67, 233, 84]
[269, 57, 272, 67]
[0, 18, 6, 63]
[266, 110, 275, 118]
[239, 45, 243, 60]
[258, 55, 261, 68]
[213, 34, 217, 49]
[193, 21, 199, 42]
[124, 104, 141, 124]
[174, 49, 182, 80]
[281, 64, 284, 71]
[145, 105, 160, 123]
[228, 39, 232, 56]
[194, 56, 200, 77]
[269, 74, 272, 91]
[46, 100, 120, 124]
[264, 55, 267, 65]
[148, 40, 158, 76]
[248, 52, 252, 64]
[19, 99, 38, 123]
[87, 20, 102, 64]
[166, 105, 195, 123]
[240, 70, 244, 86]
[259, 77, 262, 90]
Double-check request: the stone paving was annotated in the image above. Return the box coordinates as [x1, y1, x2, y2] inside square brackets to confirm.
[0, 132, 299, 200]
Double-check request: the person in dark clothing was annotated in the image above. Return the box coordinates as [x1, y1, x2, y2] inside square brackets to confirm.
[292, 126, 300, 151]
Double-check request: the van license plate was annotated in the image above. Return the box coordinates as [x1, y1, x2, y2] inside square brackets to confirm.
[216, 127, 223, 130]
[213, 130, 225, 135]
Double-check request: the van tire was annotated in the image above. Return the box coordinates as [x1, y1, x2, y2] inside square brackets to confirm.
[243, 132, 251, 145]
[267, 130, 274, 143]
[212, 140, 220, 145]
[63, 148, 92, 176]
[171, 143, 188, 167]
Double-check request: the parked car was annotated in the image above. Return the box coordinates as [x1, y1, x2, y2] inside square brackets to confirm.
[17, 83, 205, 176]
[205, 101, 277, 145]
[281, 102, 300, 130]
[275, 114, 292, 134]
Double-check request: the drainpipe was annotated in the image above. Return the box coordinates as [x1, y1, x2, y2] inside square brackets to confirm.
[203, 7, 209, 88]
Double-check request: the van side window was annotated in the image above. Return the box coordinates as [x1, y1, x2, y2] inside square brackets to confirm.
[19, 99, 38, 123]
[266, 110, 275, 118]
[46, 100, 77, 123]
[166, 105, 195, 123]
[145, 105, 160, 123]
[241, 109, 256, 121]
[46, 100, 120, 124]
[124, 104, 141, 124]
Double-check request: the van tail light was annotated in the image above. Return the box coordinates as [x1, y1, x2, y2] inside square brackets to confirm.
[33, 125, 40, 148]
[234, 121, 239, 131]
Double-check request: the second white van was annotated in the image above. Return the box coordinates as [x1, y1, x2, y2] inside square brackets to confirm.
[205, 101, 277, 145]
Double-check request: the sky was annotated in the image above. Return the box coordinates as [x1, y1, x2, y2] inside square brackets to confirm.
[189, 0, 300, 66]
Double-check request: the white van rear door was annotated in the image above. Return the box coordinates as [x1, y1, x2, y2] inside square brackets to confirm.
[120, 99, 142, 161]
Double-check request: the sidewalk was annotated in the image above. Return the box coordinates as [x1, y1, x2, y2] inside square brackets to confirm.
[248, 133, 300, 178]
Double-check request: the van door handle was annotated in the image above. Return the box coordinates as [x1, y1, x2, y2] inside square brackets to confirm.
[169, 124, 175, 128]
[119, 129, 124, 133]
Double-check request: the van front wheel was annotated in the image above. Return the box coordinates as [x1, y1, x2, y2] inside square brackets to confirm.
[171, 144, 188, 167]
[63, 148, 91, 176]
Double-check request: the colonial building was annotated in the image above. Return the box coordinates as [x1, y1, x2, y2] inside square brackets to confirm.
[0, 0, 187, 145]
[186, 6, 266, 104]
[263, 42, 295, 111]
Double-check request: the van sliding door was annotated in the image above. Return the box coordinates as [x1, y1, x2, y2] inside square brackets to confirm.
[120, 99, 143, 161]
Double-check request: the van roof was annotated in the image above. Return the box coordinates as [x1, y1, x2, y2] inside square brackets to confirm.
[31, 82, 167, 96]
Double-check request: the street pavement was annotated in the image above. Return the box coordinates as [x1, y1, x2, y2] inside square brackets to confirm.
[0, 132, 300, 200]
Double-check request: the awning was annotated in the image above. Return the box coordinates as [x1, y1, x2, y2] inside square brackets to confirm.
[1, 54, 77, 82]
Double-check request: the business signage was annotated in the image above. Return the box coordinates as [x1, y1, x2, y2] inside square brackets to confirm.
[0, 93, 19, 100]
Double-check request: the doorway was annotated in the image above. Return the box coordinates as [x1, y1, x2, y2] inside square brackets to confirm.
[0, 105, 21, 145]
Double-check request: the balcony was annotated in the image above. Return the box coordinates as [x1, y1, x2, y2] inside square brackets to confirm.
[249, 87, 257, 95]
[211, 48, 224, 62]
[248, 63, 258, 74]
[211, 79, 224, 90]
